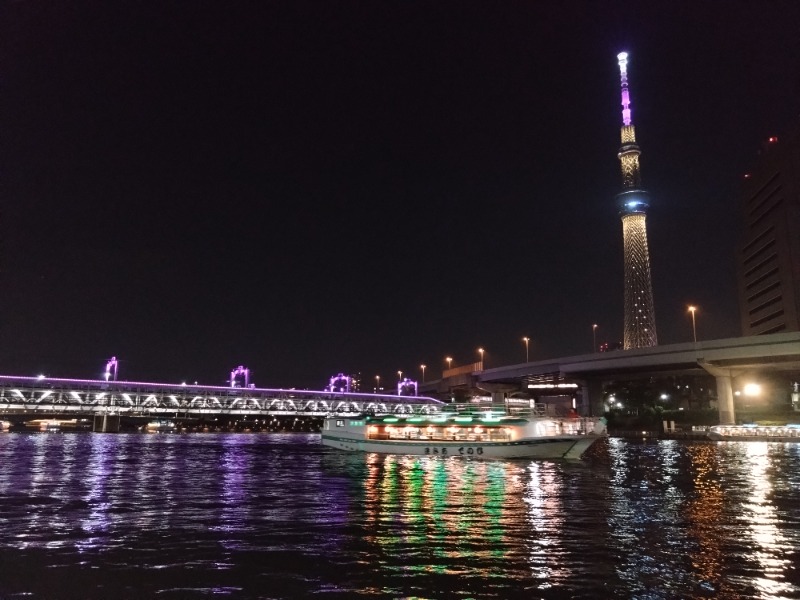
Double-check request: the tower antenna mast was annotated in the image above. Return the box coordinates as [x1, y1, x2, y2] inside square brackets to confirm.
[618, 52, 632, 126]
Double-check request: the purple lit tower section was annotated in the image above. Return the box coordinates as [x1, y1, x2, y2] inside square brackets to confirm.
[104, 357, 119, 381]
[327, 373, 353, 393]
[615, 52, 658, 349]
[397, 378, 418, 396]
[230, 365, 250, 388]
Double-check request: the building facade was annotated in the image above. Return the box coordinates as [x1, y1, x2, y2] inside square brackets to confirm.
[737, 122, 800, 335]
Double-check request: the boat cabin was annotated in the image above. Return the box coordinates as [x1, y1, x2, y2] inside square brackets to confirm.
[324, 413, 594, 442]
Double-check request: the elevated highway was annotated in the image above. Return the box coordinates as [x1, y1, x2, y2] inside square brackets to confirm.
[422, 332, 800, 424]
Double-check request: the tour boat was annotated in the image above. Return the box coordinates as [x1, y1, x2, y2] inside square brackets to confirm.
[22, 418, 62, 432]
[321, 409, 607, 459]
[145, 419, 176, 433]
[707, 423, 800, 442]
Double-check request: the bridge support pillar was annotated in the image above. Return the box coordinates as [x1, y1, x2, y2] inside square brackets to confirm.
[475, 382, 517, 411]
[581, 379, 605, 417]
[699, 362, 737, 425]
[93, 414, 120, 433]
[491, 391, 506, 409]
[715, 375, 736, 425]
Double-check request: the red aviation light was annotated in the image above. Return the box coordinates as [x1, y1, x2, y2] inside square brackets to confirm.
[768, 136, 779, 143]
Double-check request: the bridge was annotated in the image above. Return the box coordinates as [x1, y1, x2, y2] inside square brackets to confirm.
[422, 332, 800, 424]
[2, 332, 798, 430]
[0, 375, 445, 431]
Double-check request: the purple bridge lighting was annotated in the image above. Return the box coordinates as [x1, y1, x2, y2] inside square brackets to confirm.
[327, 373, 353, 393]
[398, 378, 418, 396]
[104, 357, 119, 382]
[230, 365, 252, 388]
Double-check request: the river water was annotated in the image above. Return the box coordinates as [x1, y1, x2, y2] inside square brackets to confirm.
[0, 433, 798, 599]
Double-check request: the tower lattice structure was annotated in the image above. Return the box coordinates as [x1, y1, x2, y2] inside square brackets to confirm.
[615, 52, 657, 349]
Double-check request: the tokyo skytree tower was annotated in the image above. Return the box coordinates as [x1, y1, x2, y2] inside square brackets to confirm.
[615, 52, 657, 349]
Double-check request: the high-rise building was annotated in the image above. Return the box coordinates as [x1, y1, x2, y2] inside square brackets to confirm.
[615, 52, 658, 349]
[737, 122, 800, 335]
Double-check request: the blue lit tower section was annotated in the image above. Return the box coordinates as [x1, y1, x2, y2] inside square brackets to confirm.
[616, 52, 657, 349]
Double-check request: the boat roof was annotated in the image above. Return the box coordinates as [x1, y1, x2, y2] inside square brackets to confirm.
[333, 413, 533, 426]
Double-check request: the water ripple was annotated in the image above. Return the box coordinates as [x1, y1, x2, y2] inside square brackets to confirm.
[1, 434, 799, 598]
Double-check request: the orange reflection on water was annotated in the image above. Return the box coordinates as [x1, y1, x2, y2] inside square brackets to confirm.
[684, 443, 728, 595]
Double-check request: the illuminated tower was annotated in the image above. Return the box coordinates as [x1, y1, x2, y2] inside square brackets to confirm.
[616, 52, 657, 348]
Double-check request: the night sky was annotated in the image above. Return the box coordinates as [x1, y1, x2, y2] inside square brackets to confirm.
[3, 2, 800, 388]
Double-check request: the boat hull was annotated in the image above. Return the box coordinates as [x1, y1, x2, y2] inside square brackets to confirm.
[322, 433, 601, 459]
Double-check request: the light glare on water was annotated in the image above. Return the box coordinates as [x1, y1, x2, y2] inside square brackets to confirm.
[0, 433, 798, 599]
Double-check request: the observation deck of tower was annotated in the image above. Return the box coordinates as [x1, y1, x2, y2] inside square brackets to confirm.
[615, 52, 658, 349]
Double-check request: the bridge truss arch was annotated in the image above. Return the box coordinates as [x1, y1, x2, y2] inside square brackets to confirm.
[0, 376, 445, 419]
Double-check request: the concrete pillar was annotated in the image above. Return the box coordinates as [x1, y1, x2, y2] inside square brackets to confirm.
[93, 414, 120, 433]
[715, 374, 735, 425]
[699, 362, 739, 426]
[490, 391, 506, 411]
[581, 379, 605, 417]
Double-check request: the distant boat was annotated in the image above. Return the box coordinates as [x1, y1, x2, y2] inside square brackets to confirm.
[22, 419, 62, 432]
[43, 420, 61, 432]
[708, 423, 800, 442]
[322, 406, 607, 459]
[145, 420, 176, 433]
[0, 420, 11, 432]
[21, 418, 91, 432]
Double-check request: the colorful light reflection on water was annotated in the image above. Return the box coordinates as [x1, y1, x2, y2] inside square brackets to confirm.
[0, 433, 798, 598]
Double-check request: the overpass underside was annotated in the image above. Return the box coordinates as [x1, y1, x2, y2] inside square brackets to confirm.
[423, 333, 800, 425]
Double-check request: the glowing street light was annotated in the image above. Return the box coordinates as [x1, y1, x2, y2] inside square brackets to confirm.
[688, 305, 698, 343]
[522, 337, 530, 362]
[592, 324, 598, 352]
[375, 375, 380, 392]
[743, 383, 761, 397]
[420, 364, 426, 383]
[397, 370, 403, 382]
[445, 357, 453, 372]
[478, 348, 485, 369]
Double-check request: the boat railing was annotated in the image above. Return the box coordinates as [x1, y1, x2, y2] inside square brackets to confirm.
[507, 405, 548, 417]
[372, 427, 513, 443]
[447, 402, 548, 417]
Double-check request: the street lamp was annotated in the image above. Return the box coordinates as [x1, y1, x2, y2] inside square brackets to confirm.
[688, 306, 698, 343]
[743, 382, 761, 397]
[375, 375, 380, 392]
[522, 337, 530, 362]
[420, 364, 426, 383]
[592, 324, 598, 352]
[397, 370, 403, 381]
[478, 348, 484, 369]
[445, 357, 453, 372]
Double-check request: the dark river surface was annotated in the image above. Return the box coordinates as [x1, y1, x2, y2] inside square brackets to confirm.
[0, 433, 799, 600]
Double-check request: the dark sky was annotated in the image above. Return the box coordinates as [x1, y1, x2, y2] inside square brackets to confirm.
[3, 1, 800, 388]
